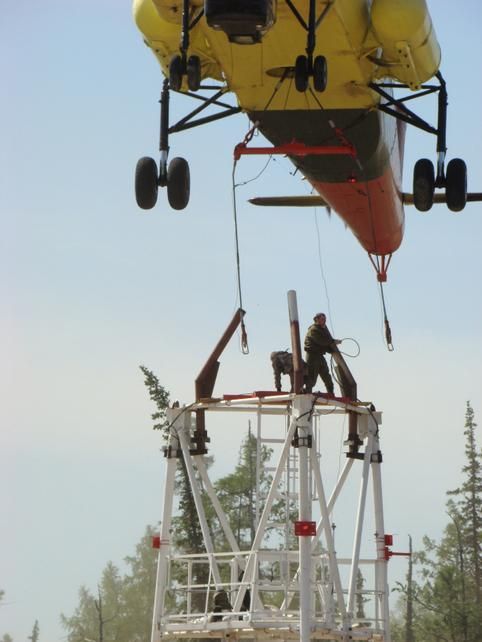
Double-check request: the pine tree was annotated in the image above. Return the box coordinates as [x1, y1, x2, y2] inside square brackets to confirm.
[27, 621, 39, 642]
[405, 536, 415, 642]
[214, 427, 272, 548]
[390, 404, 481, 642]
[355, 570, 369, 623]
[446, 401, 482, 640]
[139, 366, 170, 436]
[61, 562, 124, 642]
[404, 403, 482, 642]
[121, 526, 158, 642]
[61, 585, 102, 642]
[139, 366, 211, 612]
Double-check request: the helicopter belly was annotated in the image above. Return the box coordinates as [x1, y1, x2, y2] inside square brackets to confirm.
[313, 169, 404, 256]
[249, 107, 404, 255]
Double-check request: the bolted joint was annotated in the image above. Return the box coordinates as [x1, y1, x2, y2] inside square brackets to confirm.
[291, 430, 312, 449]
[163, 446, 182, 459]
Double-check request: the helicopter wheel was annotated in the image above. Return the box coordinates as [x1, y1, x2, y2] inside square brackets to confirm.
[169, 55, 184, 91]
[313, 55, 327, 92]
[413, 158, 435, 212]
[445, 158, 467, 212]
[135, 157, 159, 210]
[294, 55, 309, 92]
[186, 55, 201, 91]
[167, 157, 190, 210]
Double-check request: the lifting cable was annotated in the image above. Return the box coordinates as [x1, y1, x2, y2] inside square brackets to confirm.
[368, 254, 394, 351]
[229, 74, 289, 357]
[378, 279, 394, 351]
[231, 159, 249, 354]
[314, 206, 335, 333]
[304, 90, 339, 334]
[308, 87, 395, 351]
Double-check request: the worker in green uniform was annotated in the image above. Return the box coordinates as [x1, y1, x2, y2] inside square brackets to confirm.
[304, 313, 341, 395]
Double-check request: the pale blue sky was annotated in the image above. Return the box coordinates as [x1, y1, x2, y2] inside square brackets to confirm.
[1, 1, 481, 641]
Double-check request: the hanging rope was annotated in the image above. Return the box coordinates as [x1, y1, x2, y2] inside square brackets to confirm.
[313, 209, 336, 335]
[336, 337, 361, 358]
[231, 160, 249, 354]
[307, 87, 398, 351]
[329, 337, 361, 390]
[379, 280, 394, 351]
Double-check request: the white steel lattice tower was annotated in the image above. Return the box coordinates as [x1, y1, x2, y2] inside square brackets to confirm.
[150, 393, 391, 642]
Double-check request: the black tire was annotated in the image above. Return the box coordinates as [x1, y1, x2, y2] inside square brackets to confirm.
[294, 55, 309, 93]
[167, 157, 190, 210]
[135, 157, 158, 210]
[186, 55, 201, 91]
[313, 55, 327, 92]
[445, 158, 467, 212]
[169, 55, 183, 91]
[413, 158, 435, 212]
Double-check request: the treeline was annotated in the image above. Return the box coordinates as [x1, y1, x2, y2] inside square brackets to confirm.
[391, 402, 482, 642]
[4, 369, 478, 642]
[62, 373, 481, 642]
[59, 397, 481, 642]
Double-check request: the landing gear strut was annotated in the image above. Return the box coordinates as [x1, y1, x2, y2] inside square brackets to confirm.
[135, 79, 190, 211]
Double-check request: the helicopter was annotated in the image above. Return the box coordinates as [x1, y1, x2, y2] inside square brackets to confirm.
[132, 0, 481, 281]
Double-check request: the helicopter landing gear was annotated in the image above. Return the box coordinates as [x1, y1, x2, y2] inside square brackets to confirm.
[167, 157, 190, 210]
[412, 156, 467, 213]
[135, 79, 191, 211]
[135, 157, 159, 210]
[312, 54, 327, 92]
[410, 73, 467, 213]
[290, 0, 329, 93]
[294, 55, 309, 92]
[169, 55, 184, 92]
[413, 158, 435, 212]
[134, 157, 190, 211]
[168, 0, 203, 92]
[186, 55, 201, 91]
[169, 53, 201, 92]
[294, 54, 327, 93]
[445, 158, 467, 212]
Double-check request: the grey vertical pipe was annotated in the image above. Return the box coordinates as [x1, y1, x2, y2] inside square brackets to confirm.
[287, 290, 304, 393]
[294, 396, 314, 642]
[151, 409, 182, 642]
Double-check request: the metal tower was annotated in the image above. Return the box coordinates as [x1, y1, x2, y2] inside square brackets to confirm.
[150, 294, 393, 642]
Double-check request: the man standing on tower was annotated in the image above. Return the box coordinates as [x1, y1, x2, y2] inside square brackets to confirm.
[304, 313, 341, 395]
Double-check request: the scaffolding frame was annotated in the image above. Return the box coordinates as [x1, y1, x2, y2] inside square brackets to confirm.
[150, 392, 390, 642]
